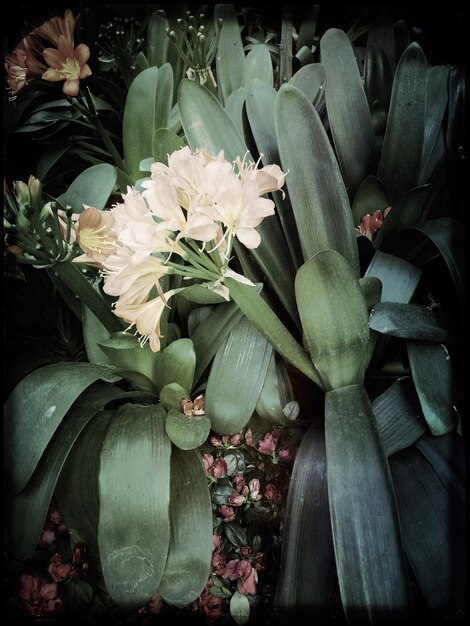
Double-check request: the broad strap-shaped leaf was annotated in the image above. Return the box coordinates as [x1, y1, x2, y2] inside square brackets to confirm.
[275, 83, 360, 276]
[158, 447, 212, 606]
[320, 28, 378, 195]
[255, 352, 299, 424]
[372, 377, 427, 457]
[82, 303, 113, 366]
[240, 44, 273, 88]
[155, 338, 196, 393]
[364, 250, 421, 303]
[225, 277, 321, 386]
[366, 10, 396, 74]
[56, 163, 117, 213]
[178, 78, 300, 327]
[245, 79, 303, 272]
[152, 128, 185, 165]
[98, 403, 171, 609]
[225, 87, 247, 137]
[165, 409, 211, 450]
[190, 300, 244, 385]
[55, 410, 113, 551]
[419, 65, 450, 184]
[406, 340, 458, 436]
[288, 63, 325, 106]
[375, 185, 431, 248]
[4, 362, 118, 495]
[123, 65, 173, 180]
[325, 384, 412, 622]
[369, 301, 453, 344]
[6, 387, 146, 559]
[214, 4, 245, 104]
[351, 175, 390, 227]
[295, 250, 369, 391]
[378, 43, 427, 201]
[205, 316, 273, 435]
[274, 420, 338, 622]
[389, 446, 465, 619]
[364, 46, 393, 135]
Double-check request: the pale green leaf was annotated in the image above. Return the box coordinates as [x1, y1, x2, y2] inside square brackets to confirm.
[214, 4, 245, 104]
[240, 44, 273, 88]
[56, 164, 117, 213]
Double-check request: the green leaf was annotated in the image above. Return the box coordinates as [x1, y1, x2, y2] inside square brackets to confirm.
[274, 421, 337, 622]
[158, 447, 212, 606]
[372, 377, 427, 457]
[179, 284, 226, 305]
[352, 176, 390, 227]
[255, 352, 298, 424]
[406, 341, 458, 436]
[214, 4, 245, 104]
[419, 65, 450, 184]
[205, 316, 272, 434]
[225, 87, 247, 137]
[98, 403, 171, 609]
[146, 10, 171, 67]
[4, 363, 118, 495]
[134, 51, 149, 74]
[123, 65, 173, 181]
[165, 409, 211, 450]
[366, 10, 396, 74]
[275, 83, 360, 275]
[230, 591, 250, 625]
[152, 127, 185, 165]
[289, 63, 325, 105]
[55, 410, 113, 551]
[325, 384, 412, 621]
[378, 43, 427, 201]
[364, 250, 421, 303]
[98, 332, 160, 391]
[375, 185, 431, 247]
[320, 28, 378, 195]
[7, 387, 144, 560]
[156, 338, 196, 393]
[389, 446, 465, 618]
[160, 383, 188, 411]
[369, 302, 453, 343]
[241, 44, 273, 88]
[190, 300, 244, 384]
[56, 163, 117, 213]
[224, 522, 248, 548]
[82, 303, 113, 366]
[226, 278, 321, 386]
[295, 250, 369, 391]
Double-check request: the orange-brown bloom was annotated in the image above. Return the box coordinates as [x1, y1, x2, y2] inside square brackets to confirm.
[42, 36, 92, 96]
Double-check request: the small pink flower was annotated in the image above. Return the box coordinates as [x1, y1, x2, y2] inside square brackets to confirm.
[48, 507, 63, 525]
[236, 560, 257, 595]
[139, 591, 162, 614]
[244, 428, 255, 448]
[248, 478, 262, 501]
[212, 535, 222, 551]
[202, 453, 214, 474]
[48, 554, 80, 582]
[199, 584, 226, 621]
[278, 446, 294, 463]
[229, 433, 242, 446]
[18, 575, 62, 616]
[219, 505, 235, 522]
[357, 207, 391, 242]
[39, 583, 62, 614]
[253, 551, 265, 572]
[221, 559, 239, 580]
[212, 457, 228, 478]
[240, 545, 251, 558]
[258, 429, 280, 455]
[39, 528, 56, 546]
[228, 493, 245, 507]
[264, 483, 283, 503]
[211, 550, 227, 576]
[232, 473, 245, 493]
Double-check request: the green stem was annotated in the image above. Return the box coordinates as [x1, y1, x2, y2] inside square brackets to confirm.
[52, 261, 123, 334]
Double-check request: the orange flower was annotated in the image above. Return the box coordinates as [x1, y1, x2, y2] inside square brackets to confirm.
[42, 36, 92, 96]
[32, 8, 75, 47]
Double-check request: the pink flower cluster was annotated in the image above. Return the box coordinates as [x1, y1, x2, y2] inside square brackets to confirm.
[357, 207, 392, 242]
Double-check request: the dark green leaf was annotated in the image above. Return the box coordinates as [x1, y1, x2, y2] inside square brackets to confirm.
[352, 175, 390, 227]
[4, 362, 118, 494]
[375, 185, 431, 247]
[214, 4, 245, 104]
[325, 384, 412, 621]
[369, 302, 453, 343]
[156, 338, 196, 393]
[364, 250, 421, 303]
[98, 403, 171, 609]
[165, 409, 211, 450]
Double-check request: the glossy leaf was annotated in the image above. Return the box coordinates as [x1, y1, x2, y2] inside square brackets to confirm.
[390, 446, 465, 618]
[7, 387, 143, 559]
[274, 421, 337, 622]
[406, 340, 458, 436]
[214, 4, 245, 104]
[240, 44, 273, 88]
[325, 384, 412, 621]
[351, 175, 390, 229]
[156, 338, 196, 393]
[4, 362, 118, 495]
[275, 83, 360, 276]
[226, 278, 321, 386]
[158, 447, 212, 606]
[363, 46, 392, 134]
[152, 127, 185, 165]
[225, 87, 247, 137]
[378, 43, 427, 201]
[369, 301, 453, 343]
[165, 409, 211, 450]
[295, 250, 369, 391]
[372, 377, 427, 457]
[320, 28, 378, 195]
[160, 383, 189, 411]
[98, 403, 171, 609]
[375, 185, 431, 247]
[289, 63, 325, 105]
[56, 163, 117, 213]
[230, 591, 250, 625]
[255, 352, 298, 424]
[205, 316, 272, 435]
[82, 303, 113, 366]
[364, 250, 421, 303]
